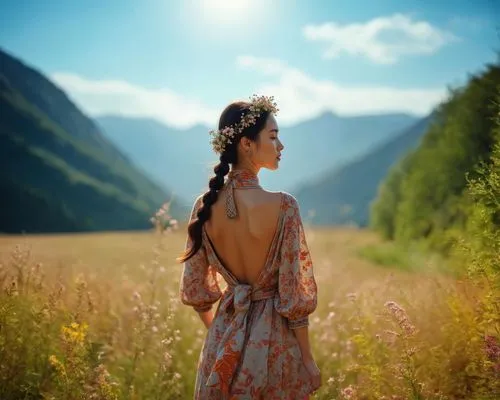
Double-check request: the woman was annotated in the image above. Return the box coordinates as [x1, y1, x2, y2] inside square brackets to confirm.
[178, 95, 321, 399]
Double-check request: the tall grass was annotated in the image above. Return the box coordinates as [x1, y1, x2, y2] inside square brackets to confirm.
[0, 222, 498, 399]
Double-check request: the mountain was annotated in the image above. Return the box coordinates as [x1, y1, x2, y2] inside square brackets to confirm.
[260, 111, 419, 190]
[95, 116, 213, 203]
[294, 115, 432, 226]
[96, 112, 419, 201]
[0, 47, 184, 234]
[370, 62, 500, 250]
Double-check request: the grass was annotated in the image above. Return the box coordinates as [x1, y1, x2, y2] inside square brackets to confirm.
[356, 240, 452, 276]
[356, 241, 414, 271]
[0, 226, 498, 399]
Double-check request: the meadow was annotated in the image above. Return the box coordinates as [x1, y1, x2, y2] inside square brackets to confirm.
[0, 222, 498, 400]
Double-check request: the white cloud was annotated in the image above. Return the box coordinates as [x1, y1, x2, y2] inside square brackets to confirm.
[50, 55, 448, 130]
[303, 13, 458, 64]
[50, 72, 218, 129]
[236, 55, 447, 125]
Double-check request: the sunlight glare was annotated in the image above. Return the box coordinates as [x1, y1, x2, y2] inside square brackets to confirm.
[200, 0, 256, 24]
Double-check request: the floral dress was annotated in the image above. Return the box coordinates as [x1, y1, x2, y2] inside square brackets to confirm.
[180, 170, 318, 399]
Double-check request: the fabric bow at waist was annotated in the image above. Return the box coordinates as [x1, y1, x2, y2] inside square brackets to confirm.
[206, 284, 276, 394]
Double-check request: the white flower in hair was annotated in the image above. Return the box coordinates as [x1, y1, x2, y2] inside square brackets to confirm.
[209, 94, 279, 154]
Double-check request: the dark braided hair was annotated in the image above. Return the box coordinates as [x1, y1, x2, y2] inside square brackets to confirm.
[178, 101, 271, 262]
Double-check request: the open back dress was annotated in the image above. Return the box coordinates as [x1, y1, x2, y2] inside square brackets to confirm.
[180, 169, 318, 399]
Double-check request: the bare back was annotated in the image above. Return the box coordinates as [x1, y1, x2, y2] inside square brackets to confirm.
[204, 185, 283, 285]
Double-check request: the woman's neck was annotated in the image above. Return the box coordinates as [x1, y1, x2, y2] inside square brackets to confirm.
[231, 161, 259, 176]
[227, 168, 261, 188]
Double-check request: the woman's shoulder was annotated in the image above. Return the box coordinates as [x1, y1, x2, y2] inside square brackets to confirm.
[260, 189, 296, 201]
[192, 194, 203, 210]
[278, 191, 300, 210]
[188, 194, 206, 218]
[261, 190, 301, 216]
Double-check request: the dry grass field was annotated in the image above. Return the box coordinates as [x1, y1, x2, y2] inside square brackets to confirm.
[0, 226, 497, 399]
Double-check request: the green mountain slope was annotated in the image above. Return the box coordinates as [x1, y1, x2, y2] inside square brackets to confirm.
[370, 61, 500, 252]
[294, 115, 431, 226]
[0, 48, 183, 233]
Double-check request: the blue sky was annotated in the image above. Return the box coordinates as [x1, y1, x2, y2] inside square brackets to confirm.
[1, 0, 499, 127]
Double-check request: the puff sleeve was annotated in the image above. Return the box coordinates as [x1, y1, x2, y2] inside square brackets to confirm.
[179, 197, 222, 312]
[274, 194, 318, 329]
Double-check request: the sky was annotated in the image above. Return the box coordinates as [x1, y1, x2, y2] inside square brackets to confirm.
[1, 0, 499, 128]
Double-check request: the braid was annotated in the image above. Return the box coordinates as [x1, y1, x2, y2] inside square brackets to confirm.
[178, 100, 270, 263]
[178, 156, 230, 262]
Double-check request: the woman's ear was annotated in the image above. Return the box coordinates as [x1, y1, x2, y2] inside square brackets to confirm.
[240, 137, 252, 152]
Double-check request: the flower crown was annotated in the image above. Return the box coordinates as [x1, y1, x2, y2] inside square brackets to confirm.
[209, 94, 279, 154]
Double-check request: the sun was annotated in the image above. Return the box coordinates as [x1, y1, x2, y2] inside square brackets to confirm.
[199, 0, 256, 24]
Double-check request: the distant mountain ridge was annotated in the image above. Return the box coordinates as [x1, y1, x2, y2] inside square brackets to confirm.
[96, 111, 419, 201]
[0, 47, 183, 233]
[95, 116, 212, 205]
[294, 115, 432, 225]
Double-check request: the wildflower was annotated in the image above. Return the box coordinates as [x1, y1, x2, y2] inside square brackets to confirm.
[485, 335, 500, 361]
[484, 335, 500, 372]
[61, 322, 88, 345]
[151, 201, 179, 234]
[346, 292, 357, 301]
[163, 352, 173, 368]
[132, 291, 141, 301]
[48, 354, 66, 377]
[405, 347, 417, 357]
[384, 300, 416, 335]
[340, 384, 357, 399]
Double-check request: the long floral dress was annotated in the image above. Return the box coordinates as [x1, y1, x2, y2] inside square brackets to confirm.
[180, 170, 318, 399]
